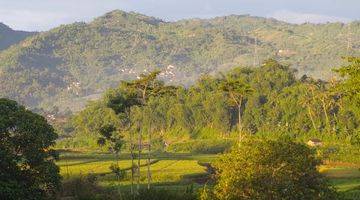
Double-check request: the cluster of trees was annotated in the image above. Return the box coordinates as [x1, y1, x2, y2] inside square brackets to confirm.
[71, 58, 360, 148]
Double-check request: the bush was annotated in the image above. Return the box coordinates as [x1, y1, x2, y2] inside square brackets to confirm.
[109, 164, 126, 180]
[202, 137, 340, 200]
[167, 140, 234, 154]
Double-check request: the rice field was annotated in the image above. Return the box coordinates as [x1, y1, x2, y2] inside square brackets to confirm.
[57, 151, 360, 198]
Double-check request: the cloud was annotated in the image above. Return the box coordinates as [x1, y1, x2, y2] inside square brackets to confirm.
[269, 10, 351, 24]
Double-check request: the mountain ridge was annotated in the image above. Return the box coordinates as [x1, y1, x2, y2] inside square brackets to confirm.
[0, 10, 359, 111]
[0, 22, 36, 51]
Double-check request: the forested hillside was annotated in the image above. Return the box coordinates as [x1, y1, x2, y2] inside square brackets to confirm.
[0, 23, 35, 51]
[0, 10, 359, 110]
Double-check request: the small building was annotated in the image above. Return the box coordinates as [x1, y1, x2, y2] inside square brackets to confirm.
[307, 138, 323, 147]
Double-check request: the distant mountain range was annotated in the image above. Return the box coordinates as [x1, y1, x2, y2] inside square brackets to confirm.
[0, 23, 35, 51]
[0, 10, 359, 111]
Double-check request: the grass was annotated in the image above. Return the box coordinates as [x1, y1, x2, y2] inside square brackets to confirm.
[57, 151, 360, 199]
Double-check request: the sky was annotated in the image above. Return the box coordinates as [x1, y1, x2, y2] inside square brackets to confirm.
[0, 0, 359, 31]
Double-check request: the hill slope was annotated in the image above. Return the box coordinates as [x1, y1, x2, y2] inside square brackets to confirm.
[0, 10, 359, 110]
[0, 23, 35, 51]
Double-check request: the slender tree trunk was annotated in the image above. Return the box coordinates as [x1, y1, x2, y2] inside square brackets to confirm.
[307, 106, 317, 131]
[237, 97, 243, 142]
[321, 100, 330, 132]
[130, 130, 134, 195]
[137, 131, 142, 192]
[116, 152, 119, 181]
[147, 129, 151, 190]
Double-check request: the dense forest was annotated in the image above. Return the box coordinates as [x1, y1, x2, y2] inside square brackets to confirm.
[0, 10, 360, 111]
[58, 58, 360, 163]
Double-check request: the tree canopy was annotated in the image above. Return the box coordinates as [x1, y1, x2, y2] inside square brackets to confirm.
[0, 98, 60, 200]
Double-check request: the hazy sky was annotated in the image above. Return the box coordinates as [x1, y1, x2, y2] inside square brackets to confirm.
[0, 0, 359, 31]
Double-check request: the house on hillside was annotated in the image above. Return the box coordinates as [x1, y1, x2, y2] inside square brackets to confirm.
[307, 138, 323, 147]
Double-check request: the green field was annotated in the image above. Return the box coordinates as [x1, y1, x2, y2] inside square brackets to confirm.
[57, 151, 360, 199]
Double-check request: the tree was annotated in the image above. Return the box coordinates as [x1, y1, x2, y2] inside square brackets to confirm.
[203, 138, 339, 200]
[0, 98, 61, 200]
[104, 85, 140, 194]
[120, 71, 177, 190]
[335, 57, 360, 105]
[97, 124, 124, 179]
[220, 77, 253, 140]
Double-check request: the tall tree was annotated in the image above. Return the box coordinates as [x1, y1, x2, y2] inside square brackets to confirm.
[104, 85, 139, 194]
[220, 77, 253, 140]
[123, 71, 177, 190]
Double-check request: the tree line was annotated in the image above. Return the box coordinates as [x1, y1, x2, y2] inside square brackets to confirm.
[71, 58, 360, 146]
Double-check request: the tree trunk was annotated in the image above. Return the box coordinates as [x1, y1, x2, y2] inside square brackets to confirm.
[116, 152, 119, 181]
[137, 132, 142, 192]
[237, 97, 243, 142]
[307, 106, 317, 131]
[130, 131, 134, 195]
[321, 100, 330, 132]
[147, 130, 151, 190]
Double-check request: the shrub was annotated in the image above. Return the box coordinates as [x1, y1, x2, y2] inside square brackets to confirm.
[109, 164, 126, 180]
[202, 137, 340, 200]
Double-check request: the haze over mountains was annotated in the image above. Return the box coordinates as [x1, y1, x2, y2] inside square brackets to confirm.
[0, 10, 359, 111]
[0, 23, 35, 51]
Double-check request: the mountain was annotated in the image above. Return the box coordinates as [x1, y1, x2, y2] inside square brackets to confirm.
[0, 23, 35, 51]
[0, 10, 359, 111]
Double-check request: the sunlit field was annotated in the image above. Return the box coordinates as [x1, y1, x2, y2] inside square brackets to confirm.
[57, 151, 360, 199]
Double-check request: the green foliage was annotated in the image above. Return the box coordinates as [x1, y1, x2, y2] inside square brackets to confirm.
[335, 57, 360, 106]
[97, 124, 124, 154]
[109, 164, 126, 180]
[68, 59, 360, 163]
[204, 138, 339, 200]
[0, 98, 61, 200]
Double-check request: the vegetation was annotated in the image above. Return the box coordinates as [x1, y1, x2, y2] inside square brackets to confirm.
[65, 59, 360, 161]
[0, 98, 60, 200]
[1, 9, 360, 200]
[0, 10, 359, 110]
[203, 138, 338, 200]
[55, 151, 360, 200]
[54, 58, 360, 199]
